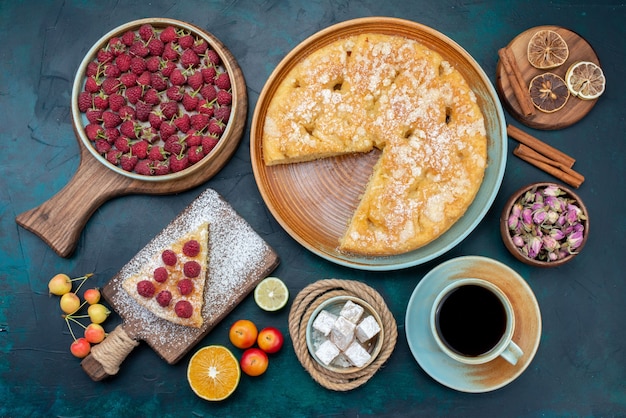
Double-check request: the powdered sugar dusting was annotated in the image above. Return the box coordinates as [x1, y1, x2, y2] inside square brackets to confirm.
[104, 189, 278, 362]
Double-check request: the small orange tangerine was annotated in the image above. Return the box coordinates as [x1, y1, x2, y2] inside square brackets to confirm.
[187, 345, 241, 401]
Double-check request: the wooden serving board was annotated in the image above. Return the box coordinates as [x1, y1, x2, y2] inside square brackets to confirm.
[496, 25, 600, 130]
[81, 189, 280, 381]
[15, 18, 247, 258]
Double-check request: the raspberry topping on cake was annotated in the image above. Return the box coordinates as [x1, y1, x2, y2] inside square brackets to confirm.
[137, 280, 156, 298]
[175, 300, 193, 318]
[161, 249, 177, 266]
[177, 278, 194, 295]
[156, 290, 172, 307]
[183, 260, 201, 278]
[183, 239, 201, 257]
[153, 266, 168, 283]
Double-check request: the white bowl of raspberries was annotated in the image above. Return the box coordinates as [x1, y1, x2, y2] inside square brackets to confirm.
[71, 18, 245, 181]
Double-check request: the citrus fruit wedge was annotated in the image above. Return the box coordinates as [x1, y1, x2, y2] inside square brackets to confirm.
[528, 72, 570, 113]
[187, 345, 240, 401]
[254, 277, 289, 311]
[565, 61, 606, 100]
[527, 29, 569, 69]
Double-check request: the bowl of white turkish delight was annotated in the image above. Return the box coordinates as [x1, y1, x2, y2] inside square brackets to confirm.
[306, 295, 384, 373]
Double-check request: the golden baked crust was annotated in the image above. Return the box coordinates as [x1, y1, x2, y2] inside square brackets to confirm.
[122, 222, 210, 327]
[263, 34, 487, 255]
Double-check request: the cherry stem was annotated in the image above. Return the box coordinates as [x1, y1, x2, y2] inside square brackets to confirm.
[72, 273, 94, 294]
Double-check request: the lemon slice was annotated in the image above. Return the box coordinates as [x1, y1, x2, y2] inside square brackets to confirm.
[187, 345, 240, 401]
[527, 29, 569, 69]
[254, 277, 289, 311]
[528, 72, 570, 113]
[565, 61, 606, 100]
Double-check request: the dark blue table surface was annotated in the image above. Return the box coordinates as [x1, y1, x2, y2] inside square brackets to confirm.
[1, 1, 625, 417]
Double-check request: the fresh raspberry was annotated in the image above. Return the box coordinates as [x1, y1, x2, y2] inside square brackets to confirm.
[93, 93, 109, 110]
[188, 145, 204, 165]
[174, 300, 193, 318]
[192, 38, 208, 55]
[130, 40, 150, 58]
[150, 73, 168, 91]
[161, 249, 177, 266]
[121, 30, 135, 46]
[186, 70, 204, 90]
[197, 100, 215, 117]
[106, 149, 122, 165]
[114, 136, 131, 153]
[97, 48, 114, 65]
[161, 60, 177, 77]
[153, 161, 170, 175]
[205, 49, 221, 66]
[102, 111, 122, 128]
[164, 135, 184, 155]
[104, 64, 121, 78]
[200, 84, 217, 102]
[125, 85, 143, 104]
[95, 139, 111, 154]
[116, 53, 132, 72]
[137, 280, 155, 298]
[84, 76, 101, 93]
[120, 120, 138, 139]
[214, 72, 231, 90]
[140, 126, 159, 143]
[207, 119, 225, 136]
[86, 109, 103, 124]
[134, 158, 153, 176]
[130, 56, 147, 75]
[186, 132, 203, 147]
[101, 78, 119, 96]
[138, 24, 154, 42]
[190, 113, 210, 131]
[135, 100, 152, 122]
[143, 88, 160, 105]
[159, 121, 178, 139]
[86, 61, 100, 77]
[160, 101, 179, 120]
[160, 26, 178, 43]
[104, 128, 120, 143]
[202, 135, 219, 155]
[148, 111, 164, 129]
[148, 145, 166, 161]
[177, 278, 194, 295]
[120, 153, 138, 171]
[166, 86, 184, 101]
[156, 290, 172, 307]
[120, 72, 138, 87]
[108, 37, 125, 56]
[214, 105, 231, 123]
[162, 42, 179, 61]
[145, 55, 161, 73]
[178, 34, 194, 49]
[137, 71, 152, 87]
[181, 48, 200, 68]
[118, 105, 136, 120]
[131, 140, 149, 159]
[169, 153, 189, 173]
[183, 240, 200, 257]
[201, 67, 217, 84]
[174, 113, 191, 132]
[169, 68, 187, 86]
[109, 93, 126, 112]
[182, 93, 199, 112]
[216, 90, 232, 106]
[147, 38, 164, 57]
[85, 123, 104, 141]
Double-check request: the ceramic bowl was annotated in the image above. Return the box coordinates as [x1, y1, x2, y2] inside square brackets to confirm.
[306, 295, 384, 373]
[71, 18, 246, 182]
[500, 182, 589, 267]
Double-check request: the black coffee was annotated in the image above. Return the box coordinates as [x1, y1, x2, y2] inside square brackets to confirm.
[435, 284, 507, 357]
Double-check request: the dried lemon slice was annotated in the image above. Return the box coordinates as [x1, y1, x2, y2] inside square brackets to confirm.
[565, 61, 606, 100]
[527, 29, 569, 69]
[528, 73, 570, 113]
[254, 277, 289, 311]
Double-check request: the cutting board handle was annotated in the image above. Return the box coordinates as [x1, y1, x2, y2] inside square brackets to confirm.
[81, 324, 139, 381]
[15, 149, 132, 258]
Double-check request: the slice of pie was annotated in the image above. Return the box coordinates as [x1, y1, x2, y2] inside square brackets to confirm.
[122, 222, 210, 328]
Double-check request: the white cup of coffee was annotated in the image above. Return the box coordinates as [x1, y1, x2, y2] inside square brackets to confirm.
[430, 278, 523, 365]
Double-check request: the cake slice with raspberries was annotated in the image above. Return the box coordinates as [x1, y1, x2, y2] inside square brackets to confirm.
[122, 222, 210, 328]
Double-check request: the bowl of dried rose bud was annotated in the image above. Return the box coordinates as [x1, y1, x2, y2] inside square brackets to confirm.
[500, 182, 589, 267]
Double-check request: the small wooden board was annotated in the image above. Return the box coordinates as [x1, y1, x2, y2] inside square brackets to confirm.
[81, 189, 279, 380]
[496, 25, 601, 130]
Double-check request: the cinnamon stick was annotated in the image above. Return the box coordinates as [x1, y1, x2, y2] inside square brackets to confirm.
[515, 144, 585, 183]
[498, 47, 535, 117]
[507, 124, 576, 168]
[513, 146, 584, 188]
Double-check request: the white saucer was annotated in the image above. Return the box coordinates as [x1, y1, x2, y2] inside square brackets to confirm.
[405, 256, 542, 393]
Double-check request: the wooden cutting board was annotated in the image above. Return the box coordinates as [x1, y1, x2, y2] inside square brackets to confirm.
[80, 188, 280, 381]
[15, 18, 247, 258]
[496, 25, 601, 130]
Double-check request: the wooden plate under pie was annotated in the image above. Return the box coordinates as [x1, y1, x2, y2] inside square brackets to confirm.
[251, 17, 507, 271]
[496, 25, 601, 130]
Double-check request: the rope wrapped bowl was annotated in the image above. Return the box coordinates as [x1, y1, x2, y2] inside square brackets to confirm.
[288, 279, 398, 391]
